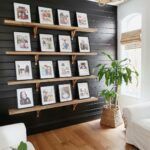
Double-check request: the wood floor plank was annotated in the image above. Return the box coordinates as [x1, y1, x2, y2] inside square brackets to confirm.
[28, 120, 137, 150]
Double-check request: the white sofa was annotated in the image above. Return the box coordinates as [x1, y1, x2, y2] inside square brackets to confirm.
[0, 123, 35, 150]
[123, 102, 150, 150]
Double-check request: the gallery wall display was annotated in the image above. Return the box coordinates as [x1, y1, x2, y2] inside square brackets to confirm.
[58, 9, 71, 26]
[58, 60, 72, 77]
[59, 84, 72, 102]
[40, 34, 55, 52]
[14, 32, 31, 51]
[77, 60, 90, 76]
[76, 12, 89, 28]
[78, 36, 90, 53]
[14, 3, 31, 22]
[15, 61, 33, 80]
[77, 82, 90, 99]
[17, 88, 34, 109]
[38, 7, 54, 25]
[40, 86, 56, 105]
[59, 35, 72, 52]
[39, 61, 55, 79]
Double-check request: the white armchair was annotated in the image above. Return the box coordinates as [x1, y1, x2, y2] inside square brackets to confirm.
[123, 102, 150, 150]
[0, 123, 35, 150]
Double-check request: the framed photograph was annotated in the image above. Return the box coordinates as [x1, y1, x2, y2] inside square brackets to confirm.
[17, 88, 34, 109]
[14, 3, 31, 22]
[40, 34, 55, 52]
[14, 32, 31, 51]
[78, 36, 90, 52]
[58, 60, 72, 77]
[15, 61, 33, 80]
[39, 61, 55, 79]
[76, 12, 89, 28]
[77, 60, 90, 76]
[41, 86, 56, 105]
[59, 35, 72, 52]
[59, 84, 72, 102]
[38, 7, 54, 25]
[77, 82, 90, 99]
[58, 9, 71, 26]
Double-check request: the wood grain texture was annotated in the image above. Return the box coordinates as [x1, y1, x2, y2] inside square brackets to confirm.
[0, 0, 117, 134]
[28, 120, 137, 150]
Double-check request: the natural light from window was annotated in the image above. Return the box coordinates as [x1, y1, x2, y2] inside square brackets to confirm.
[121, 13, 142, 98]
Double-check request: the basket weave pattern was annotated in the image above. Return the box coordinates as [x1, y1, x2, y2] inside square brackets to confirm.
[100, 105, 123, 128]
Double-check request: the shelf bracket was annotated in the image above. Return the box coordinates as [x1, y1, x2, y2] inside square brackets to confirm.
[35, 83, 40, 92]
[73, 103, 78, 111]
[72, 79, 77, 88]
[36, 110, 41, 118]
[33, 26, 38, 38]
[72, 55, 77, 64]
[35, 55, 39, 65]
[71, 30, 76, 40]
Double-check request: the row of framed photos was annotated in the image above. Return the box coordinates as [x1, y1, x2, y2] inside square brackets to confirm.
[15, 60, 90, 80]
[14, 32, 90, 53]
[17, 82, 90, 109]
[14, 3, 89, 28]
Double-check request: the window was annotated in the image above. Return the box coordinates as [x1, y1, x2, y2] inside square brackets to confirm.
[120, 13, 142, 98]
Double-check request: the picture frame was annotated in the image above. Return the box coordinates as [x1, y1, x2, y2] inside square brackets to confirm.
[58, 60, 72, 77]
[58, 9, 71, 26]
[15, 61, 33, 80]
[76, 12, 89, 28]
[59, 35, 72, 52]
[78, 36, 90, 52]
[59, 84, 72, 102]
[14, 3, 31, 22]
[14, 32, 31, 51]
[77, 60, 90, 76]
[77, 82, 90, 99]
[38, 7, 54, 25]
[17, 88, 34, 109]
[40, 34, 55, 52]
[39, 61, 55, 79]
[40, 86, 56, 105]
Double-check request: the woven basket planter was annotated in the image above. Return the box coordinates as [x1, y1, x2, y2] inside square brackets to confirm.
[100, 105, 123, 128]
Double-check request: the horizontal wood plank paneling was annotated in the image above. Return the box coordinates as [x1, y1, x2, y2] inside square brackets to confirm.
[0, 0, 117, 135]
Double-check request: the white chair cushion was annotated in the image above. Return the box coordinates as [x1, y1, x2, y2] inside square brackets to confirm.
[126, 119, 150, 150]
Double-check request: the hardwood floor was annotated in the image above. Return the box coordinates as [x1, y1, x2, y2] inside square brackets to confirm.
[28, 120, 137, 150]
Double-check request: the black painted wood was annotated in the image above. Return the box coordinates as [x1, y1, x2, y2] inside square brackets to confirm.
[0, 0, 117, 135]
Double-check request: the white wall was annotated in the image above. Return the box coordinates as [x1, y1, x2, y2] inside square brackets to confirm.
[118, 0, 150, 108]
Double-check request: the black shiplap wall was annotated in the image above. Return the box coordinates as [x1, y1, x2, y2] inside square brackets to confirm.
[0, 0, 117, 134]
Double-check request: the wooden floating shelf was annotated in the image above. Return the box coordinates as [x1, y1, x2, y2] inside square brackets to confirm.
[8, 75, 97, 91]
[4, 20, 97, 39]
[6, 51, 98, 65]
[9, 97, 98, 116]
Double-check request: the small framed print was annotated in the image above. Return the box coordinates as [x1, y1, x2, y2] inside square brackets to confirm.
[14, 3, 31, 22]
[78, 37, 90, 52]
[17, 88, 34, 109]
[77, 82, 90, 99]
[14, 32, 31, 51]
[59, 84, 72, 102]
[41, 86, 56, 105]
[59, 35, 72, 52]
[40, 34, 55, 52]
[58, 60, 72, 77]
[15, 61, 33, 80]
[77, 60, 90, 76]
[58, 9, 71, 26]
[39, 61, 55, 79]
[38, 7, 54, 25]
[76, 12, 89, 28]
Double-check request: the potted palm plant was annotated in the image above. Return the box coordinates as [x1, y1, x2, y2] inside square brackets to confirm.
[97, 52, 138, 128]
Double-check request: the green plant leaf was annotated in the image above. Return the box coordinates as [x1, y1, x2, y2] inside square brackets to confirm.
[18, 141, 27, 150]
